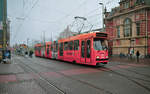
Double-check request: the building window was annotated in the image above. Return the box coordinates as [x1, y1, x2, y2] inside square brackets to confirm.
[124, 18, 132, 37]
[117, 26, 120, 38]
[136, 39, 139, 45]
[136, 22, 140, 36]
[136, 0, 145, 5]
[117, 40, 120, 46]
[124, 2, 129, 9]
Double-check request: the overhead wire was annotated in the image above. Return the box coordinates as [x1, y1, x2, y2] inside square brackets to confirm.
[34, 0, 90, 40]
[12, 0, 120, 43]
[12, 0, 40, 42]
[53, 0, 89, 23]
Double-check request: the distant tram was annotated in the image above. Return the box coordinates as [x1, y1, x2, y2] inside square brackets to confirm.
[34, 32, 108, 66]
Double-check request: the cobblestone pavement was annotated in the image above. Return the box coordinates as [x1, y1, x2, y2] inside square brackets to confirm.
[0, 55, 150, 94]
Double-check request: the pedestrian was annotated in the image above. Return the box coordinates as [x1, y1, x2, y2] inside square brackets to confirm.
[25, 51, 28, 57]
[29, 50, 33, 58]
[3, 50, 11, 64]
[136, 50, 140, 62]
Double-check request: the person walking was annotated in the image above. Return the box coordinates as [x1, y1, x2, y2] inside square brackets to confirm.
[136, 50, 140, 62]
[29, 50, 33, 58]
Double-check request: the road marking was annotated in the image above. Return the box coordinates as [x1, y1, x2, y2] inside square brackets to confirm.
[0, 75, 16, 83]
[40, 72, 61, 78]
[60, 68, 101, 76]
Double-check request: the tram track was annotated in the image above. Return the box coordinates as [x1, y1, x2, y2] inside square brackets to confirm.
[121, 68, 150, 78]
[35, 57, 150, 83]
[16, 56, 150, 93]
[110, 62, 150, 78]
[97, 67, 150, 92]
[113, 65, 150, 79]
[32, 57, 150, 92]
[19, 57, 115, 94]
[14, 57, 66, 94]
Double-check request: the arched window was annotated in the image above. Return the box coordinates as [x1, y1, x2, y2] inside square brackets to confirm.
[124, 18, 132, 37]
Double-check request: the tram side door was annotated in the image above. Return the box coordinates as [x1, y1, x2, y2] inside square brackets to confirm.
[80, 39, 91, 64]
[85, 40, 91, 64]
[80, 40, 85, 63]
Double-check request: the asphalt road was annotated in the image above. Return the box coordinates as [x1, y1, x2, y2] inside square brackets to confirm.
[0, 55, 150, 94]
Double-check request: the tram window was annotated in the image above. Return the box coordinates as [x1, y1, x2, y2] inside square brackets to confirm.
[87, 40, 91, 58]
[49, 45, 51, 51]
[64, 42, 68, 50]
[59, 43, 63, 56]
[47, 45, 49, 54]
[45, 44, 46, 49]
[38, 47, 41, 53]
[69, 41, 73, 50]
[94, 38, 108, 50]
[74, 40, 79, 50]
[81, 41, 85, 57]
[51, 44, 53, 51]
[47, 45, 49, 49]
[56, 43, 58, 51]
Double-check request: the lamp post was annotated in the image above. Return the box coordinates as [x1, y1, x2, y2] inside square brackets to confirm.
[129, 38, 135, 59]
[99, 3, 105, 32]
[3, 0, 7, 51]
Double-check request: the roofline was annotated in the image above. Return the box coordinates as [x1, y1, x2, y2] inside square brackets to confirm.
[105, 5, 150, 20]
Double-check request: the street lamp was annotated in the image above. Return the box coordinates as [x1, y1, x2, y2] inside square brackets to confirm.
[74, 16, 87, 21]
[99, 3, 105, 32]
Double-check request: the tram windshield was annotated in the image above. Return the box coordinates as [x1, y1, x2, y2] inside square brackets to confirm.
[94, 38, 108, 50]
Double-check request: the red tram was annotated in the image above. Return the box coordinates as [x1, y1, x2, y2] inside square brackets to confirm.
[34, 43, 42, 57]
[34, 32, 108, 66]
[45, 42, 52, 58]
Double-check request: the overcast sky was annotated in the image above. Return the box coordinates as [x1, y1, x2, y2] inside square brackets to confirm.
[7, 0, 119, 46]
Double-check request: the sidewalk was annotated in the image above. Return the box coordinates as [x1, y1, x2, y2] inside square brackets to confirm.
[0, 63, 24, 75]
[109, 56, 150, 65]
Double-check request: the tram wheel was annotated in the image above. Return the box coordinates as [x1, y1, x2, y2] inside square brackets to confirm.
[73, 61, 76, 64]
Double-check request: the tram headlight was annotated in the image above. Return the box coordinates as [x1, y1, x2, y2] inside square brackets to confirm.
[106, 56, 108, 58]
[96, 56, 100, 59]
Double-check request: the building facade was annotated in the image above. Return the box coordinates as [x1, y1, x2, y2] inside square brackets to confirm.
[105, 0, 150, 57]
[0, 0, 7, 61]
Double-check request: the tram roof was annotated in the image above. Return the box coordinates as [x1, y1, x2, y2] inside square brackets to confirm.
[58, 32, 107, 43]
[35, 43, 42, 47]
